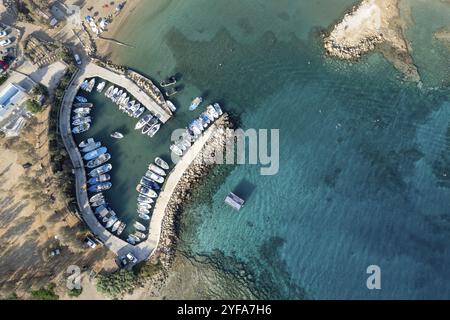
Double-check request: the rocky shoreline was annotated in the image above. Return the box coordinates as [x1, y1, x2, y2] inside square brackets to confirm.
[323, 0, 420, 82]
[138, 115, 234, 295]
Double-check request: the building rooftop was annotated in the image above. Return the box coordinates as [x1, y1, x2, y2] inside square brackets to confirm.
[0, 83, 26, 109]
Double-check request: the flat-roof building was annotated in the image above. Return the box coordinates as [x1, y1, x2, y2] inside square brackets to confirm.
[0, 83, 27, 110]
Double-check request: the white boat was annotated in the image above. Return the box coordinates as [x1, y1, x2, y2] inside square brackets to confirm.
[213, 103, 223, 115]
[117, 92, 127, 105]
[155, 157, 170, 170]
[134, 231, 146, 240]
[73, 107, 91, 114]
[148, 123, 160, 137]
[117, 222, 126, 235]
[128, 234, 140, 244]
[189, 97, 203, 111]
[72, 117, 91, 126]
[105, 85, 114, 97]
[110, 88, 119, 100]
[82, 141, 101, 153]
[120, 97, 130, 109]
[72, 123, 90, 134]
[142, 125, 151, 135]
[86, 78, 96, 92]
[105, 216, 118, 229]
[111, 220, 121, 232]
[134, 221, 146, 232]
[73, 103, 93, 109]
[79, 138, 95, 148]
[170, 144, 183, 156]
[81, 80, 89, 91]
[148, 164, 166, 176]
[145, 171, 164, 184]
[97, 81, 106, 93]
[207, 104, 219, 119]
[112, 89, 123, 103]
[136, 184, 158, 198]
[89, 193, 104, 203]
[139, 213, 150, 220]
[133, 106, 145, 118]
[166, 100, 176, 112]
[137, 195, 154, 203]
[75, 96, 88, 103]
[135, 114, 153, 130]
[110, 131, 124, 139]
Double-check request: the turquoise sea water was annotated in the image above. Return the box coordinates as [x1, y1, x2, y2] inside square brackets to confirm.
[106, 0, 450, 298]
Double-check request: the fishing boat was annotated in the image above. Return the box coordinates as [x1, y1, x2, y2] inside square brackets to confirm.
[88, 174, 111, 184]
[88, 182, 112, 193]
[91, 198, 106, 207]
[105, 85, 114, 97]
[189, 97, 203, 111]
[170, 144, 183, 156]
[144, 171, 164, 184]
[166, 100, 176, 112]
[72, 123, 90, 134]
[116, 222, 126, 235]
[79, 138, 95, 148]
[110, 131, 124, 139]
[86, 153, 111, 168]
[72, 117, 91, 126]
[155, 157, 170, 170]
[95, 205, 108, 215]
[81, 141, 101, 153]
[105, 216, 118, 229]
[89, 193, 104, 203]
[134, 221, 146, 232]
[140, 176, 160, 190]
[89, 163, 112, 177]
[159, 75, 176, 87]
[73, 103, 94, 108]
[134, 231, 146, 240]
[135, 113, 153, 130]
[96, 81, 106, 93]
[73, 107, 91, 114]
[75, 96, 88, 103]
[137, 195, 154, 203]
[111, 220, 121, 233]
[136, 184, 157, 198]
[207, 104, 219, 119]
[147, 123, 161, 137]
[139, 212, 150, 220]
[84, 147, 107, 161]
[148, 164, 166, 176]
[213, 103, 223, 115]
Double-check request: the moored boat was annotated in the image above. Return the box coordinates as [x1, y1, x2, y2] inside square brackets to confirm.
[91, 198, 106, 207]
[72, 123, 90, 134]
[97, 81, 106, 92]
[75, 96, 88, 103]
[105, 85, 114, 97]
[144, 171, 164, 184]
[105, 216, 118, 229]
[147, 123, 161, 137]
[88, 174, 111, 184]
[73, 107, 91, 115]
[88, 182, 112, 193]
[137, 195, 154, 203]
[135, 113, 153, 130]
[86, 153, 111, 168]
[84, 147, 107, 161]
[82, 141, 101, 153]
[155, 157, 169, 170]
[140, 176, 160, 190]
[72, 117, 91, 126]
[136, 184, 157, 198]
[170, 144, 183, 156]
[207, 104, 219, 119]
[79, 138, 95, 148]
[139, 212, 150, 220]
[166, 100, 176, 112]
[117, 222, 126, 235]
[111, 220, 121, 232]
[133, 106, 145, 118]
[134, 221, 146, 232]
[89, 193, 104, 203]
[213, 103, 223, 115]
[148, 163, 166, 176]
[134, 231, 146, 240]
[89, 163, 112, 177]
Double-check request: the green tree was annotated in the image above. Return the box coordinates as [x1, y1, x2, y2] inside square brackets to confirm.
[26, 99, 42, 114]
[33, 83, 49, 97]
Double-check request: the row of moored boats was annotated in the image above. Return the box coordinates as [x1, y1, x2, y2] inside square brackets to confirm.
[128, 157, 170, 245]
[170, 102, 223, 156]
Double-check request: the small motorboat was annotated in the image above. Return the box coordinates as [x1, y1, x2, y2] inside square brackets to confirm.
[142, 124, 151, 135]
[207, 104, 219, 119]
[88, 182, 112, 193]
[89, 193, 104, 203]
[116, 222, 126, 235]
[86, 153, 111, 168]
[135, 113, 154, 130]
[110, 131, 124, 139]
[73, 107, 91, 115]
[144, 171, 164, 184]
[134, 221, 146, 232]
[136, 184, 158, 198]
[137, 207, 150, 214]
[105, 85, 114, 98]
[134, 231, 146, 240]
[189, 97, 203, 111]
[213, 103, 223, 115]
[82, 141, 101, 153]
[140, 176, 161, 190]
[97, 81, 106, 93]
[79, 138, 95, 148]
[111, 220, 121, 233]
[84, 147, 107, 161]
[148, 164, 166, 176]
[155, 157, 169, 170]
[88, 174, 111, 184]
[138, 202, 152, 210]
[133, 106, 145, 118]
[147, 123, 161, 137]
[75, 96, 88, 103]
[166, 100, 176, 112]
[170, 144, 183, 156]
[139, 212, 150, 220]
[137, 195, 154, 204]
[89, 163, 112, 177]
[91, 198, 106, 207]
[105, 216, 118, 229]
[72, 123, 90, 134]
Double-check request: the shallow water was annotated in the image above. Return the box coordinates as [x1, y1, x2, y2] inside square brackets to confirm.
[102, 0, 450, 298]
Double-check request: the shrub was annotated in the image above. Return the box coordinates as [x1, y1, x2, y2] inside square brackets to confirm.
[96, 269, 138, 298]
[30, 283, 59, 300]
[26, 99, 42, 114]
[33, 83, 49, 97]
[68, 288, 82, 298]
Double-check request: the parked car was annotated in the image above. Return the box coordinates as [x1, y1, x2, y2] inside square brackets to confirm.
[119, 256, 129, 267]
[50, 248, 61, 257]
[126, 253, 138, 264]
[0, 31, 7, 38]
[0, 39, 11, 47]
[74, 54, 82, 65]
[84, 237, 97, 249]
[1, 47, 14, 55]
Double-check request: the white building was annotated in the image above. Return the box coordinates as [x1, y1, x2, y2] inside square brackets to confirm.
[0, 83, 27, 110]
